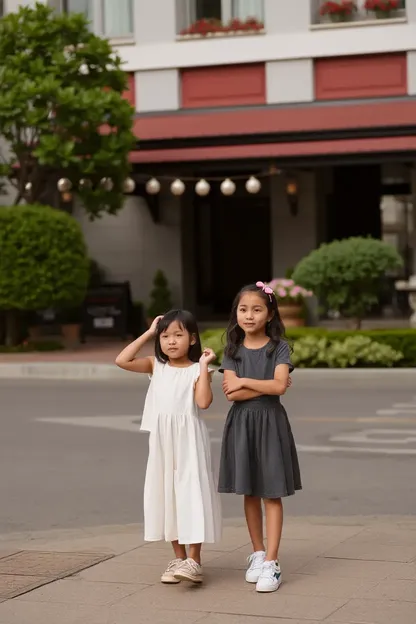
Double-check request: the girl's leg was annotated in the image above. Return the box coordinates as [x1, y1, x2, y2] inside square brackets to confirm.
[263, 498, 283, 561]
[171, 540, 187, 560]
[244, 495, 265, 552]
[189, 543, 202, 564]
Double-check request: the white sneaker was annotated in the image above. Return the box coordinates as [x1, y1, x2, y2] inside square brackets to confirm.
[173, 558, 203, 584]
[245, 550, 266, 583]
[161, 558, 183, 584]
[256, 560, 282, 593]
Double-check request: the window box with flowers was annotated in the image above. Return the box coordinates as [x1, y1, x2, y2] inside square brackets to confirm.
[179, 16, 264, 38]
[268, 279, 314, 328]
[364, 0, 400, 18]
[319, 0, 357, 22]
[312, 0, 406, 26]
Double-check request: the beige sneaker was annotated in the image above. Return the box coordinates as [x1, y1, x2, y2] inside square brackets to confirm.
[173, 558, 203, 584]
[161, 558, 184, 584]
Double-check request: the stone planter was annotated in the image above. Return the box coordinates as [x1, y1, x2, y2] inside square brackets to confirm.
[61, 323, 81, 347]
[328, 13, 352, 22]
[372, 9, 396, 18]
[395, 276, 416, 328]
[279, 305, 305, 328]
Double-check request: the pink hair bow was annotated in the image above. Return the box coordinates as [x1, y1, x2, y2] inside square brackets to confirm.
[256, 281, 274, 302]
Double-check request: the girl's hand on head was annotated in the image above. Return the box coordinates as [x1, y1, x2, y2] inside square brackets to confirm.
[287, 376, 292, 389]
[148, 315, 163, 336]
[222, 376, 243, 396]
[200, 348, 216, 366]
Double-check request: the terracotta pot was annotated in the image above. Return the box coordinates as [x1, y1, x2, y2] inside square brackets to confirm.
[28, 326, 41, 342]
[279, 305, 305, 328]
[61, 323, 81, 346]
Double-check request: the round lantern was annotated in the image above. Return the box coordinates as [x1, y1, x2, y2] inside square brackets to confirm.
[146, 178, 161, 195]
[57, 178, 72, 193]
[195, 179, 210, 197]
[170, 179, 185, 196]
[246, 176, 261, 194]
[122, 177, 136, 193]
[220, 178, 236, 196]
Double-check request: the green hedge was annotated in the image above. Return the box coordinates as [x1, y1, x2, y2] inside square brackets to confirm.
[201, 328, 416, 368]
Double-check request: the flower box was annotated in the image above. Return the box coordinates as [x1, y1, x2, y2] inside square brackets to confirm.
[364, 0, 400, 18]
[179, 16, 264, 38]
[319, 0, 357, 22]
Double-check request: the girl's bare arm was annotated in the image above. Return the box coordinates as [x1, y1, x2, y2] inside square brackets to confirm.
[241, 364, 290, 396]
[194, 362, 213, 409]
[115, 317, 162, 373]
[222, 370, 262, 402]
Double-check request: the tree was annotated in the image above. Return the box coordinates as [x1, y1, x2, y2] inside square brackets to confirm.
[0, 204, 89, 345]
[0, 3, 136, 218]
[292, 237, 402, 329]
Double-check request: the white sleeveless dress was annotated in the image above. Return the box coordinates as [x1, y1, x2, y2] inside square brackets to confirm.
[141, 359, 222, 545]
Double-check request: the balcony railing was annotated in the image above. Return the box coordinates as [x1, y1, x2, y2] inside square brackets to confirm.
[176, 0, 264, 39]
[311, 0, 406, 27]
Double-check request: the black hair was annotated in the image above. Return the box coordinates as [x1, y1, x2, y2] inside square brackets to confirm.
[154, 309, 202, 364]
[224, 283, 287, 359]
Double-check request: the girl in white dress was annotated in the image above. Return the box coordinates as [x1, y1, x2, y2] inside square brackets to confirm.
[115, 309, 222, 585]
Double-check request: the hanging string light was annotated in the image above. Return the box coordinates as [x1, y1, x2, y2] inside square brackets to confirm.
[170, 179, 185, 196]
[195, 179, 210, 196]
[146, 177, 161, 195]
[220, 178, 236, 196]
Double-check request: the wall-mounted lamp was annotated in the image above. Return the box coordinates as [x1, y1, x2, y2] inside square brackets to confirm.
[285, 176, 299, 216]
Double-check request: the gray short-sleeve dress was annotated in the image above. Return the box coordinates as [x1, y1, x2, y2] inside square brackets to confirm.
[218, 340, 302, 499]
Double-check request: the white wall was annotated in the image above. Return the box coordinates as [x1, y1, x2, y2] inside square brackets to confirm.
[74, 195, 183, 306]
[270, 172, 317, 278]
[266, 59, 314, 104]
[135, 69, 180, 113]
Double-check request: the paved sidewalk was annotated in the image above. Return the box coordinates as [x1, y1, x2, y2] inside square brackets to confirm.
[0, 516, 415, 623]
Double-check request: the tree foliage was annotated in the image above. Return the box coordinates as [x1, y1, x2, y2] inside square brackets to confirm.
[0, 3, 135, 218]
[292, 237, 402, 327]
[0, 204, 89, 311]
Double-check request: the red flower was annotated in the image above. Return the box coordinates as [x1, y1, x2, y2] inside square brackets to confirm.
[320, 1, 357, 16]
[364, 0, 399, 10]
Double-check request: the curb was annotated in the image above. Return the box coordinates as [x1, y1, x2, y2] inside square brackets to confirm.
[0, 362, 415, 381]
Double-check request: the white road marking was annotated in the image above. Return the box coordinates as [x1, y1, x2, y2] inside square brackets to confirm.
[330, 429, 416, 445]
[297, 444, 416, 456]
[377, 409, 416, 415]
[36, 415, 222, 443]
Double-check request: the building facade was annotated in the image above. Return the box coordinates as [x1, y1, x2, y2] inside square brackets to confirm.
[4, 0, 416, 317]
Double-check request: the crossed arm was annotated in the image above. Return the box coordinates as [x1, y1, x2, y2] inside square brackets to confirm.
[222, 365, 291, 402]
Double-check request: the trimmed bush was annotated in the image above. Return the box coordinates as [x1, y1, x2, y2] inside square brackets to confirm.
[147, 270, 173, 319]
[292, 237, 402, 328]
[201, 327, 416, 368]
[0, 204, 89, 344]
[291, 335, 403, 368]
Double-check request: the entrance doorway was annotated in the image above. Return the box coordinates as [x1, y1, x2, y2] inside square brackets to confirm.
[193, 191, 272, 316]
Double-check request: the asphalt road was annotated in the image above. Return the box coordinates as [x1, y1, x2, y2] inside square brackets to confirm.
[2, 372, 416, 534]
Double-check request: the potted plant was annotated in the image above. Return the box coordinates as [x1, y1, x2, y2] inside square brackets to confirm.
[364, 0, 400, 18]
[60, 306, 83, 346]
[292, 237, 402, 329]
[268, 279, 313, 327]
[147, 270, 173, 326]
[180, 16, 264, 37]
[319, 0, 357, 22]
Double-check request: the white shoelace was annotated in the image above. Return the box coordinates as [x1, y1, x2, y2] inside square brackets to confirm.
[247, 552, 265, 570]
[260, 561, 280, 581]
[165, 558, 182, 573]
[180, 558, 201, 574]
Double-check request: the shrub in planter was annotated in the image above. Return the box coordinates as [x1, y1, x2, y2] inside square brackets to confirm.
[268, 278, 313, 327]
[292, 237, 402, 329]
[291, 335, 403, 368]
[200, 327, 416, 367]
[147, 270, 173, 323]
[0, 204, 89, 345]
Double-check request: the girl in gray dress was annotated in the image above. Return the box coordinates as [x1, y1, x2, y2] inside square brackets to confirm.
[219, 282, 302, 593]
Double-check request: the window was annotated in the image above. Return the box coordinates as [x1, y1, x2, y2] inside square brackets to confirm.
[311, 0, 406, 27]
[55, 0, 134, 39]
[101, 0, 133, 38]
[177, 0, 264, 36]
